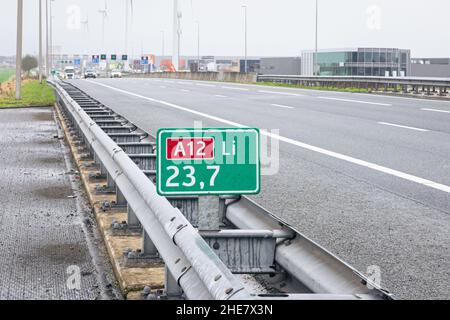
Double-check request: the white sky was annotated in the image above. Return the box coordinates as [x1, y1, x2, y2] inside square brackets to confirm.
[1, 0, 449, 58]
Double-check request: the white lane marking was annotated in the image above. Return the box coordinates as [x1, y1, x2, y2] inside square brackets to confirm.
[159, 86, 167, 89]
[353, 92, 450, 104]
[319, 96, 392, 106]
[197, 83, 216, 88]
[86, 81, 450, 194]
[271, 104, 294, 109]
[421, 108, 450, 114]
[214, 94, 228, 98]
[258, 90, 304, 97]
[181, 89, 190, 92]
[179, 81, 193, 85]
[378, 122, 429, 132]
[222, 86, 249, 91]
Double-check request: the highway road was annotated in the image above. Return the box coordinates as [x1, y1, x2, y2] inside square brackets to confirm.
[70, 78, 450, 300]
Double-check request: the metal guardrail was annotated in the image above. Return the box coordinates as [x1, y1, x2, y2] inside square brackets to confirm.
[53, 81, 250, 300]
[257, 75, 450, 95]
[51, 79, 393, 300]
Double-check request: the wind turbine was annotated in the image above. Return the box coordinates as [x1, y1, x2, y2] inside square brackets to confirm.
[81, 15, 89, 32]
[172, 0, 182, 71]
[125, 0, 134, 55]
[98, 1, 108, 48]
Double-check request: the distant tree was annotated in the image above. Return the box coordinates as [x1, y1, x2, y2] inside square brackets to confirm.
[21, 55, 38, 75]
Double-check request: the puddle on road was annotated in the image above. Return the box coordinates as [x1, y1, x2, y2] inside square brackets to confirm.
[34, 139, 58, 146]
[36, 155, 64, 164]
[32, 112, 53, 122]
[33, 185, 73, 199]
[18, 243, 89, 265]
[40, 243, 88, 265]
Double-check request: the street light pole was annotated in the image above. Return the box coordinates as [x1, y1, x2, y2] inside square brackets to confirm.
[196, 21, 200, 72]
[161, 31, 165, 71]
[242, 5, 248, 73]
[172, 0, 181, 71]
[314, 0, 318, 76]
[49, 0, 54, 75]
[15, 0, 23, 100]
[39, 0, 43, 83]
[46, 0, 49, 76]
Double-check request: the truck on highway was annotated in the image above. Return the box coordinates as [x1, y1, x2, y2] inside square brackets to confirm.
[63, 66, 75, 80]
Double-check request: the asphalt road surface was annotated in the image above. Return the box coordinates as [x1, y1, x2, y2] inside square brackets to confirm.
[0, 107, 121, 300]
[69, 78, 450, 300]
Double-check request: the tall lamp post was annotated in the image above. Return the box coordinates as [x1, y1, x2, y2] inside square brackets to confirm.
[172, 0, 182, 71]
[161, 31, 165, 71]
[314, 0, 319, 76]
[195, 21, 200, 72]
[39, 0, 43, 83]
[16, 0, 23, 100]
[46, 0, 49, 77]
[49, 0, 54, 75]
[242, 5, 248, 73]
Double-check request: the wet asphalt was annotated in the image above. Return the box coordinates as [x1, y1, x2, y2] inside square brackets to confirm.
[69, 78, 450, 300]
[0, 107, 121, 300]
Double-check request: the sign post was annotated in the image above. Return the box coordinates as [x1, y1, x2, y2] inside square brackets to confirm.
[157, 128, 260, 196]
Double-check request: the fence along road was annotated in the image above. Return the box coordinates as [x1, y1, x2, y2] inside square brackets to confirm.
[67, 78, 450, 300]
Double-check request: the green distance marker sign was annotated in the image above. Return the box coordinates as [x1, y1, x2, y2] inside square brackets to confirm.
[157, 128, 260, 196]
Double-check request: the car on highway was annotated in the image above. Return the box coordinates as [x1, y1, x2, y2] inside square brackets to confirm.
[84, 69, 97, 79]
[110, 69, 122, 78]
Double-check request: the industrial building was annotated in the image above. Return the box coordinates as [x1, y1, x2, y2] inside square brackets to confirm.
[180, 56, 260, 73]
[259, 57, 302, 75]
[411, 58, 450, 78]
[302, 48, 411, 77]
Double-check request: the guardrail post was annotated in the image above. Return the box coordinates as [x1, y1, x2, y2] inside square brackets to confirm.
[122, 228, 159, 267]
[99, 162, 107, 176]
[142, 229, 159, 257]
[106, 172, 116, 189]
[198, 196, 221, 231]
[165, 266, 183, 298]
[127, 206, 141, 228]
[116, 187, 127, 206]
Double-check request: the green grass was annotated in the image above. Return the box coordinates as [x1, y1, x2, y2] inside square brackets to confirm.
[0, 68, 15, 83]
[256, 81, 372, 93]
[0, 80, 56, 108]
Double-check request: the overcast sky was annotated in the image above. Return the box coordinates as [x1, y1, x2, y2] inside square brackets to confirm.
[1, 0, 449, 58]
